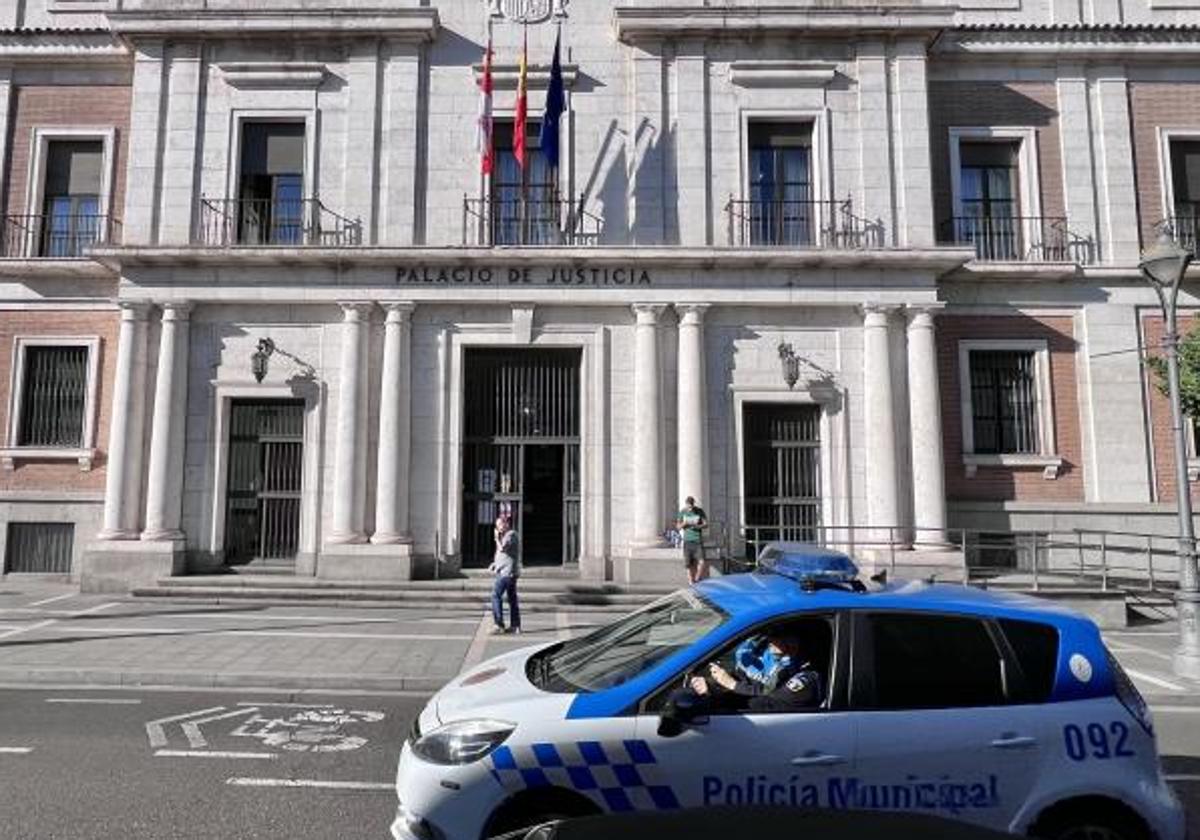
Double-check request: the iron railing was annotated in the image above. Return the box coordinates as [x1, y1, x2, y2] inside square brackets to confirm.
[196, 197, 362, 247]
[725, 197, 885, 249]
[0, 213, 119, 258]
[463, 194, 603, 247]
[941, 215, 1096, 264]
[1162, 210, 1200, 257]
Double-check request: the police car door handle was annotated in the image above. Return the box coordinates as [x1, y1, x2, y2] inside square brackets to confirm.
[790, 751, 846, 767]
[990, 734, 1037, 750]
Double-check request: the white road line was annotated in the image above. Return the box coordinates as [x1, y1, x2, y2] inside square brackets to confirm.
[0, 747, 33, 754]
[1125, 668, 1187, 692]
[183, 707, 258, 749]
[1107, 639, 1173, 662]
[178, 614, 479, 625]
[460, 612, 493, 674]
[155, 750, 277, 760]
[236, 701, 335, 709]
[40, 627, 473, 641]
[225, 777, 392, 791]
[0, 619, 56, 641]
[46, 698, 142, 705]
[1150, 706, 1200, 713]
[25, 593, 75, 608]
[145, 705, 226, 749]
[1166, 774, 1200, 782]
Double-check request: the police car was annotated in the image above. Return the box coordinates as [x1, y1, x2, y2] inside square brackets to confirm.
[393, 545, 1185, 840]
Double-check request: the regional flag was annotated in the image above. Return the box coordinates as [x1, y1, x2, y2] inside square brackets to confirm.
[475, 38, 494, 175]
[514, 29, 528, 170]
[539, 31, 565, 170]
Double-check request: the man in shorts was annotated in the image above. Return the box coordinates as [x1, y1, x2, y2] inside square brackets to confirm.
[676, 496, 708, 584]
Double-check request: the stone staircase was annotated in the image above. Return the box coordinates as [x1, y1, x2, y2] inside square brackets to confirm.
[130, 571, 677, 615]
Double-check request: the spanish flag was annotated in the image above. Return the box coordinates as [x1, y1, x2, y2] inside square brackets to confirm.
[514, 28, 528, 170]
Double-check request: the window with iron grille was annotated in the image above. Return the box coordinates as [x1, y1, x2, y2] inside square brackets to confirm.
[968, 349, 1040, 455]
[5, 522, 73, 574]
[17, 345, 89, 448]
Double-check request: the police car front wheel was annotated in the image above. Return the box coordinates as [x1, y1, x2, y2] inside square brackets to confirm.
[1030, 797, 1151, 840]
[484, 788, 601, 839]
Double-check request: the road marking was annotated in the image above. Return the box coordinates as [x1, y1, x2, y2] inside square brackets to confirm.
[145, 706, 226, 749]
[225, 777, 393, 791]
[25, 593, 75, 608]
[183, 707, 258, 748]
[0, 747, 33, 754]
[182, 614, 478, 625]
[1107, 639, 1173, 662]
[1166, 774, 1200, 782]
[41, 627, 473, 641]
[46, 698, 142, 705]
[155, 750, 277, 760]
[1124, 668, 1186, 692]
[1151, 705, 1200, 713]
[0, 619, 56, 641]
[460, 612, 493, 673]
[236, 701, 335, 709]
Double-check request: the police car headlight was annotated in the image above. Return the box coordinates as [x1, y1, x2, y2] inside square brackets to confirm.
[411, 719, 516, 766]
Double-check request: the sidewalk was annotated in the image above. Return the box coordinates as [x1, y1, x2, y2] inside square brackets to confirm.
[0, 578, 1196, 700]
[0, 580, 598, 692]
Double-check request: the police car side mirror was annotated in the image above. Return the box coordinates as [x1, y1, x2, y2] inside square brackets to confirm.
[658, 689, 708, 737]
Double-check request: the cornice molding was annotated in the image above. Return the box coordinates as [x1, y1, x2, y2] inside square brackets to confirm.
[938, 26, 1200, 57]
[219, 62, 326, 90]
[0, 31, 127, 63]
[613, 4, 955, 43]
[106, 7, 439, 41]
[729, 60, 839, 88]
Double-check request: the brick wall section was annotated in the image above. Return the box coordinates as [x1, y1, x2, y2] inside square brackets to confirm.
[927, 81, 1065, 240]
[937, 314, 1084, 502]
[0, 310, 117, 492]
[1128, 83, 1200, 249]
[3, 85, 131, 226]
[1141, 313, 1200, 504]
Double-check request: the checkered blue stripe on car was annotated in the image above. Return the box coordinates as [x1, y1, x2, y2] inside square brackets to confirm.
[489, 739, 680, 812]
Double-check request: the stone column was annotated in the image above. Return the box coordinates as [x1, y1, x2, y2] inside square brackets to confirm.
[632, 304, 667, 548]
[372, 303, 415, 545]
[905, 307, 947, 546]
[98, 302, 151, 540]
[676, 304, 709, 510]
[142, 302, 192, 541]
[329, 302, 371, 544]
[862, 305, 900, 545]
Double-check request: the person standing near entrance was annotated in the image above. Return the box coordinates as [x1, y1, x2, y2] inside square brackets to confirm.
[676, 496, 709, 584]
[489, 515, 521, 634]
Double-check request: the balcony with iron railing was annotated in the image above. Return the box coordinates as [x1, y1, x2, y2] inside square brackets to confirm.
[940, 215, 1096, 265]
[462, 194, 603, 247]
[195, 197, 362, 248]
[1163, 205, 1200, 258]
[0, 213, 120, 259]
[725, 197, 885, 249]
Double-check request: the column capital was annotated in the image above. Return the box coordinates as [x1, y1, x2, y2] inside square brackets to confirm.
[119, 301, 153, 321]
[860, 303, 899, 326]
[383, 302, 416, 323]
[339, 301, 374, 321]
[161, 301, 193, 322]
[675, 303, 711, 325]
[905, 304, 943, 329]
[632, 303, 668, 325]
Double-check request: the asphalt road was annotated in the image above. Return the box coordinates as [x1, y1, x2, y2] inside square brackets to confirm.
[0, 688, 422, 840]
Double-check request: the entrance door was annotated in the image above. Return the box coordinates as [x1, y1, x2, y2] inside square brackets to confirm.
[224, 400, 304, 566]
[461, 349, 581, 568]
[743, 404, 821, 559]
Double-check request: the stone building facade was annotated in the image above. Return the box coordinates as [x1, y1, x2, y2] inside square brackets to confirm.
[0, 0, 1199, 588]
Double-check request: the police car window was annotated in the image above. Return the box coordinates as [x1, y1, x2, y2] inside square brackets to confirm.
[997, 618, 1058, 702]
[528, 591, 725, 694]
[865, 614, 1007, 710]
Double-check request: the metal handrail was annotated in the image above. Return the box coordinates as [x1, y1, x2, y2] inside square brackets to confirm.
[195, 197, 362, 247]
[0, 213, 121, 258]
[940, 215, 1096, 264]
[462, 193, 604, 247]
[1161, 212, 1200, 258]
[724, 196, 885, 249]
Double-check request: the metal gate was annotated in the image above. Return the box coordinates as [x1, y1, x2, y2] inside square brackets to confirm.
[461, 348, 581, 568]
[5, 522, 73, 573]
[225, 400, 304, 565]
[742, 403, 821, 559]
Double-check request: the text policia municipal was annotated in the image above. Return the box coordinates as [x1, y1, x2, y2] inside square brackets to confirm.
[396, 266, 653, 286]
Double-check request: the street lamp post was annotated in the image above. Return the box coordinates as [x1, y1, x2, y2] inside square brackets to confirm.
[1139, 229, 1200, 679]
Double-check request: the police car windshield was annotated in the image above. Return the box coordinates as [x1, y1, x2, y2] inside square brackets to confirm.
[529, 591, 725, 693]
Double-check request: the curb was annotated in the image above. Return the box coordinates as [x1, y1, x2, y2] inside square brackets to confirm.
[0, 667, 448, 693]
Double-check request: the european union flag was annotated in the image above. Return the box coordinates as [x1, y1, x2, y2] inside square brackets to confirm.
[539, 32, 565, 170]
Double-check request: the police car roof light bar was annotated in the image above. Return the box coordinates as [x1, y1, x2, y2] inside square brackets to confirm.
[755, 543, 865, 593]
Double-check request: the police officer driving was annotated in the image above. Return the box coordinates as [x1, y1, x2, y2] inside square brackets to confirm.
[688, 630, 823, 713]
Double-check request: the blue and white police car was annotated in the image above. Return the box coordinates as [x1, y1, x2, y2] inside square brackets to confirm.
[393, 545, 1185, 840]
